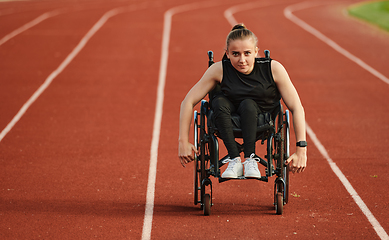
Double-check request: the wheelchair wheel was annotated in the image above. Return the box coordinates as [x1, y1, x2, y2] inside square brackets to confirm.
[203, 193, 211, 216]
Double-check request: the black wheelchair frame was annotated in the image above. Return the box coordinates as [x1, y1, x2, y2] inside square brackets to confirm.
[193, 50, 290, 215]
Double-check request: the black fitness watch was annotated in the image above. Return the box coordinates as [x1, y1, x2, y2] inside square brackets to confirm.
[296, 141, 307, 147]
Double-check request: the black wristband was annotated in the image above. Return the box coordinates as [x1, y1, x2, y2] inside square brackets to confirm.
[296, 141, 307, 147]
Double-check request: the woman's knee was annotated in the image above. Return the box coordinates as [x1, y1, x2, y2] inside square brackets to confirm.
[238, 99, 259, 116]
[212, 96, 234, 115]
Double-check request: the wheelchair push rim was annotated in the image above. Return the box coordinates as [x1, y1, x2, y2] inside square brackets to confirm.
[193, 110, 200, 206]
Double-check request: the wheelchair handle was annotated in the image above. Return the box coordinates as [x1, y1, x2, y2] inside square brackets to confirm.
[208, 51, 214, 67]
[208, 51, 213, 61]
[264, 50, 270, 59]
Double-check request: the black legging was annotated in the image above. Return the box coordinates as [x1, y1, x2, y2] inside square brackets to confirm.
[212, 95, 261, 159]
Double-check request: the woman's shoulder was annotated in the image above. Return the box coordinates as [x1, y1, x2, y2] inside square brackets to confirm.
[209, 61, 223, 71]
[270, 60, 289, 84]
[270, 60, 286, 72]
[204, 61, 223, 83]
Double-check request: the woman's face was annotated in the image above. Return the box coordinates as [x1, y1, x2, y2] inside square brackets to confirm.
[226, 38, 258, 75]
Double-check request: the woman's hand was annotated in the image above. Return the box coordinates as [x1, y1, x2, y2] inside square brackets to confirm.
[286, 147, 307, 173]
[178, 140, 199, 167]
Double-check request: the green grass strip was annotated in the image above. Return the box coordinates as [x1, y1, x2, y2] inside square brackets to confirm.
[348, 0, 389, 32]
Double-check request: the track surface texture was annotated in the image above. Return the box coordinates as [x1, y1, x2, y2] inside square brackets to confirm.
[0, 0, 388, 239]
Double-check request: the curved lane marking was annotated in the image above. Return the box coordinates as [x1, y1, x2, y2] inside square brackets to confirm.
[0, 5, 147, 142]
[0, 9, 64, 46]
[224, 1, 285, 26]
[284, 1, 389, 85]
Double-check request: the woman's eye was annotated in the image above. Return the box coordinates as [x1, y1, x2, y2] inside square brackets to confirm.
[245, 52, 251, 56]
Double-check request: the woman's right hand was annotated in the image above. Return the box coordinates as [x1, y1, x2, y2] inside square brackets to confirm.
[178, 140, 198, 167]
[177, 62, 222, 168]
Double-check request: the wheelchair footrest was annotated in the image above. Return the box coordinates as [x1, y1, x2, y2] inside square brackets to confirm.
[219, 176, 268, 183]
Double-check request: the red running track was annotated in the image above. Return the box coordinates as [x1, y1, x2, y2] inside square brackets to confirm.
[0, 0, 388, 239]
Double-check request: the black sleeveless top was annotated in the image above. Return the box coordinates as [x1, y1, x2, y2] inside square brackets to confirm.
[221, 58, 281, 114]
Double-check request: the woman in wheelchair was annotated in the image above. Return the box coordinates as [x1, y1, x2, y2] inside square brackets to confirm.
[179, 23, 307, 177]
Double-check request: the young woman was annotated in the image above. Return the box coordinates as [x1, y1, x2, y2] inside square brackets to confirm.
[178, 24, 307, 178]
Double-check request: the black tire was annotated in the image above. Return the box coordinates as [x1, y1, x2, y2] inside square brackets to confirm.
[203, 193, 211, 216]
[275, 192, 283, 215]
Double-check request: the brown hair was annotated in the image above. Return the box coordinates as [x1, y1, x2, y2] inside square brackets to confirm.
[222, 23, 258, 60]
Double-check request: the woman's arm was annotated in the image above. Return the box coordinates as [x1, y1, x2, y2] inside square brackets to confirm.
[272, 60, 307, 173]
[178, 62, 222, 167]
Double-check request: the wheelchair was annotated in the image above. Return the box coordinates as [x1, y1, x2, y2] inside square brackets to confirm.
[193, 50, 290, 215]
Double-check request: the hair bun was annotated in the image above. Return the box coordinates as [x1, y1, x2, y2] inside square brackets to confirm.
[231, 23, 246, 31]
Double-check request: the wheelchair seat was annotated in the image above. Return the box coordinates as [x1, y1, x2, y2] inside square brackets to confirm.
[207, 109, 274, 139]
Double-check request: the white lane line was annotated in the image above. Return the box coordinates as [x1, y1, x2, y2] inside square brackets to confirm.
[141, 1, 225, 239]
[0, 5, 145, 143]
[284, 1, 389, 85]
[226, 2, 389, 239]
[0, 9, 64, 46]
[306, 123, 389, 240]
[141, 6, 171, 240]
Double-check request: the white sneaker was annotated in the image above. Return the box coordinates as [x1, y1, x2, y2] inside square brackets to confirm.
[243, 153, 261, 178]
[221, 157, 243, 178]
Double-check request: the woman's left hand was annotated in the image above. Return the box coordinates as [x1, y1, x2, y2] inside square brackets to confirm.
[285, 148, 307, 174]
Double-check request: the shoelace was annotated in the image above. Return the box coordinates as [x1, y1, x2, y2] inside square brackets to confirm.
[243, 153, 260, 170]
[222, 157, 239, 170]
